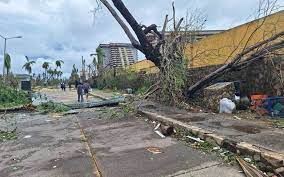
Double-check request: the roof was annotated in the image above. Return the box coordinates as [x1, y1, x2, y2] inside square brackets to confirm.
[99, 43, 135, 48]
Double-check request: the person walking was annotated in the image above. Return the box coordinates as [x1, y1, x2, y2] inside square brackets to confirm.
[68, 82, 72, 91]
[77, 82, 84, 102]
[75, 80, 79, 89]
[62, 82, 66, 91]
[83, 82, 90, 101]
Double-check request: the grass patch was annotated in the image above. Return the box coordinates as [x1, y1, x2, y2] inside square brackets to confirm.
[37, 101, 71, 114]
[192, 141, 215, 152]
[0, 131, 17, 142]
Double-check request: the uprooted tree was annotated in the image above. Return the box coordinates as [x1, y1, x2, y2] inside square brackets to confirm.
[96, 0, 284, 101]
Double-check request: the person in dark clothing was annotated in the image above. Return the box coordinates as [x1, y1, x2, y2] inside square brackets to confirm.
[60, 82, 66, 91]
[83, 82, 90, 101]
[68, 82, 72, 91]
[77, 83, 84, 102]
[61, 82, 66, 92]
[75, 80, 79, 89]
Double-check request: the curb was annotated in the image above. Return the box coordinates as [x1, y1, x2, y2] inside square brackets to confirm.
[137, 109, 284, 169]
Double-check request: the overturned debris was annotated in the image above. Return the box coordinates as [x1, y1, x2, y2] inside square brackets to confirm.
[237, 157, 269, 177]
[66, 96, 125, 110]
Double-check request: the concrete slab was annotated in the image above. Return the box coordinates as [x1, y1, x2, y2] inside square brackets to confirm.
[168, 162, 244, 177]
[76, 108, 244, 177]
[0, 113, 96, 177]
[136, 101, 284, 154]
[38, 88, 102, 104]
[237, 130, 284, 153]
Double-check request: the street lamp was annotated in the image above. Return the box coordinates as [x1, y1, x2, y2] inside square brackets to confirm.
[0, 34, 22, 79]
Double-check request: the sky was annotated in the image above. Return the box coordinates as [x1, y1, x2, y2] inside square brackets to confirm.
[0, 0, 283, 77]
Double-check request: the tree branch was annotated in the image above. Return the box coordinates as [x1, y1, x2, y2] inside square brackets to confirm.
[187, 31, 284, 97]
[111, 0, 152, 49]
[99, 0, 141, 49]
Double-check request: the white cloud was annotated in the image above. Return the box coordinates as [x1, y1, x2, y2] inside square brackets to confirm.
[0, 0, 283, 76]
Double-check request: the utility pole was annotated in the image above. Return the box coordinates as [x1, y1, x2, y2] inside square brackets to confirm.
[81, 56, 86, 81]
[0, 34, 22, 81]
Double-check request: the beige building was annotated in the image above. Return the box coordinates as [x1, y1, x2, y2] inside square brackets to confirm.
[98, 43, 138, 69]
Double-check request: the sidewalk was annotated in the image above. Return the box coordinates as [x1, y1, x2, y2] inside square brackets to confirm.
[133, 100, 284, 169]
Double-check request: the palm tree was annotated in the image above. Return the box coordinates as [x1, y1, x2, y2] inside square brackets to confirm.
[57, 71, 63, 80]
[47, 68, 55, 80]
[87, 64, 92, 78]
[55, 60, 64, 69]
[22, 56, 36, 75]
[4, 53, 11, 76]
[42, 62, 49, 81]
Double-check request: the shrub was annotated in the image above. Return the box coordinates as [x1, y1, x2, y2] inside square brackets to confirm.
[95, 69, 155, 93]
[0, 81, 30, 109]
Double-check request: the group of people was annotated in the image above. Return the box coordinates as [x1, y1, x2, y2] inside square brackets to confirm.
[60, 80, 90, 103]
[75, 80, 90, 102]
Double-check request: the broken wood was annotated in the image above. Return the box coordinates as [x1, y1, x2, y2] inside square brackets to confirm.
[187, 31, 284, 97]
[237, 157, 269, 177]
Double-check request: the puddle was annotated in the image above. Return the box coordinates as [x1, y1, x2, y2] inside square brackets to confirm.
[210, 121, 261, 134]
[231, 125, 261, 134]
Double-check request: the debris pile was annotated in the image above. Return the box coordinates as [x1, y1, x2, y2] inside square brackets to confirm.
[203, 82, 235, 112]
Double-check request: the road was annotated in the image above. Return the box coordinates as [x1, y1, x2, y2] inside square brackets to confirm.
[0, 89, 244, 177]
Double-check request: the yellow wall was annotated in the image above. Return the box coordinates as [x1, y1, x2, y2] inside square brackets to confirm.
[128, 11, 283, 72]
[127, 60, 159, 74]
[186, 11, 284, 68]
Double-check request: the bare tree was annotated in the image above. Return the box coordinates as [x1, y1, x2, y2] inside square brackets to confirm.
[187, 0, 284, 96]
[98, 0, 168, 67]
[95, 0, 283, 100]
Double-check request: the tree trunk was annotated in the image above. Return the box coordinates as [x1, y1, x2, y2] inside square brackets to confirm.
[100, 0, 162, 67]
[187, 31, 284, 97]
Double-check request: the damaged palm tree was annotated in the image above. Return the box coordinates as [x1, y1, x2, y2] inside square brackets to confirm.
[98, 0, 204, 104]
[99, 0, 163, 68]
[97, 0, 283, 101]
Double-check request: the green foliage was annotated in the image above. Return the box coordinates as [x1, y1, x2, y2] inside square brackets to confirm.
[22, 56, 36, 75]
[95, 69, 154, 93]
[4, 53, 11, 75]
[69, 64, 80, 84]
[36, 101, 71, 114]
[192, 141, 215, 152]
[96, 47, 104, 69]
[160, 57, 188, 105]
[0, 81, 30, 109]
[42, 62, 49, 70]
[55, 60, 64, 69]
[0, 131, 17, 142]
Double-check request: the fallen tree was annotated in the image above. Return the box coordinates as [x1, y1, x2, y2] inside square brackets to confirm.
[187, 31, 284, 97]
[99, 0, 164, 67]
[96, 0, 283, 101]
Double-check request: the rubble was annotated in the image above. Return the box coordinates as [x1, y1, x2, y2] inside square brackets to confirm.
[203, 82, 235, 112]
[237, 157, 269, 177]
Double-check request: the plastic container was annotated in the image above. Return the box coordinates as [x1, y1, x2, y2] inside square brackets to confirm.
[263, 96, 284, 118]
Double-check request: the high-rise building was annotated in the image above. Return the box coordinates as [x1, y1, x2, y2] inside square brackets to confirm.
[98, 43, 138, 69]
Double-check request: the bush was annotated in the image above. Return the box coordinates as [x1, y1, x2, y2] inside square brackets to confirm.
[36, 101, 70, 113]
[95, 69, 156, 93]
[0, 81, 30, 109]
